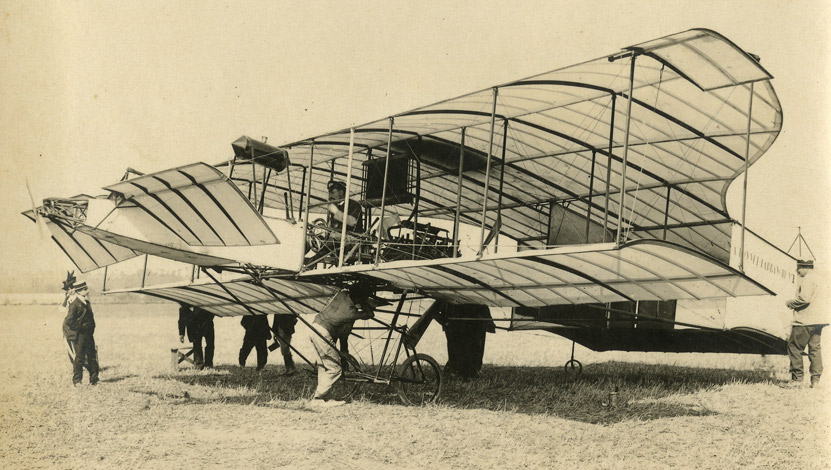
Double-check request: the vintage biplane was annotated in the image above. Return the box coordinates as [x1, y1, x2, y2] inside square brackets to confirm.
[25, 28, 797, 401]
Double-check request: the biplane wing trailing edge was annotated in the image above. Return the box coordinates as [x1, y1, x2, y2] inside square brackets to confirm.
[26, 28, 797, 357]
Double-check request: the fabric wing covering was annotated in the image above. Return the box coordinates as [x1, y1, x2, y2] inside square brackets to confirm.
[126, 277, 339, 317]
[250, 29, 780, 264]
[104, 163, 277, 247]
[22, 210, 141, 273]
[301, 240, 772, 307]
[71, 224, 233, 267]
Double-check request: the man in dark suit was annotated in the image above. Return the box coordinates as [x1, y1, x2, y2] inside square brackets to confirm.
[179, 304, 215, 369]
[239, 315, 271, 371]
[62, 280, 100, 386]
[193, 307, 215, 369]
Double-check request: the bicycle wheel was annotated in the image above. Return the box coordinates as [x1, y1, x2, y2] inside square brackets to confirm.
[395, 353, 442, 405]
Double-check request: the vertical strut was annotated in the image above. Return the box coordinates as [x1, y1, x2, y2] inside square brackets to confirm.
[375, 118, 394, 266]
[586, 150, 597, 243]
[452, 128, 466, 258]
[602, 94, 616, 242]
[663, 185, 671, 241]
[338, 128, 356, 267]
[615, 55, 636, 246]
[739, 82, 755, 271]
[301, 142, 315, 255]
[495, 119, 508, 253]
[478, 87, 499, 256]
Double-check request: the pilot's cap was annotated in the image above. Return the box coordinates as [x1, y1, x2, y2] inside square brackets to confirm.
[327, 180, 346, 192]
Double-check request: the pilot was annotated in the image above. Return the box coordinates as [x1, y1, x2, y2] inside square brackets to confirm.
[306, 180, 365, 267]
[785, 260, 828, 388]
[327, 180, 363, 233]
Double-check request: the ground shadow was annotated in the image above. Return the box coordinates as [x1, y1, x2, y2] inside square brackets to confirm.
[153, 361, 778, 424]
[100, 374, 137, 384]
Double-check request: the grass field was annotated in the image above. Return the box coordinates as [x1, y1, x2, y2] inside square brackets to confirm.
[1, 302, 828, 469]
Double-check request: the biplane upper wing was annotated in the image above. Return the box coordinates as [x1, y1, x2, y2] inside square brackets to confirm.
[299, 239, 773, 308]
[248, 28, 780, 264]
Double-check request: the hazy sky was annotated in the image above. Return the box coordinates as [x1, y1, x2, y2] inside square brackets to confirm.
[2, 0, 829, 291]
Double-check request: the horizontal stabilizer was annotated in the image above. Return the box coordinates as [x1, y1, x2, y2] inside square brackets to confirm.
[104, 163, 277, 247]
[35, 216, 140, 273]
[73, 223, 233, 267]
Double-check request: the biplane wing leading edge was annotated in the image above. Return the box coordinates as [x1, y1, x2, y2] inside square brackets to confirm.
[26, 29, 796, 356]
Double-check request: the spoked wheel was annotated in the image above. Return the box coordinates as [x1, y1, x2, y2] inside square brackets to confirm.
[564, 359, 583, 376]
[395, 353, 442, 405]
[339, 325, 399, 403]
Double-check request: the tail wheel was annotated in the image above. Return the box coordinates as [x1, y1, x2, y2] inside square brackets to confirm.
[564, 359, 582, 376]
[395, 353, 442, 405]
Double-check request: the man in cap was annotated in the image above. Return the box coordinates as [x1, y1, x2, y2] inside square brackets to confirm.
[62, 277, 100, 386]
[306, 180, 366, 267]
[327, 180, 363, 233]
[785, 259, 828, 388]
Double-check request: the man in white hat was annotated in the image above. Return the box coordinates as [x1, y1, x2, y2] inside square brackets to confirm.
[62, 278, 100, 386]
[785, 260, 828, 388]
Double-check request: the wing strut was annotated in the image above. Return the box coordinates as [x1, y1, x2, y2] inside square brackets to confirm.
[615, 52, 637, 246]
[739, 82, 755, 271]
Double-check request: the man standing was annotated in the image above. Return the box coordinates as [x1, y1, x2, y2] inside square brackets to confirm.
[62, 279, 99, 386]
[239, 315, 271, 371]
[785, 260, 828, 388]
[435, 302, 496, 379]
[193, 307, 215, 369]
[270, 314, 298, 376]
[178, 303, 203, 368]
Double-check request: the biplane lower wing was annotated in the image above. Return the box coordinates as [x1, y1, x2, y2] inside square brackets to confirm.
[301, 239, 773, 307]
[106, 274, 338, 317]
